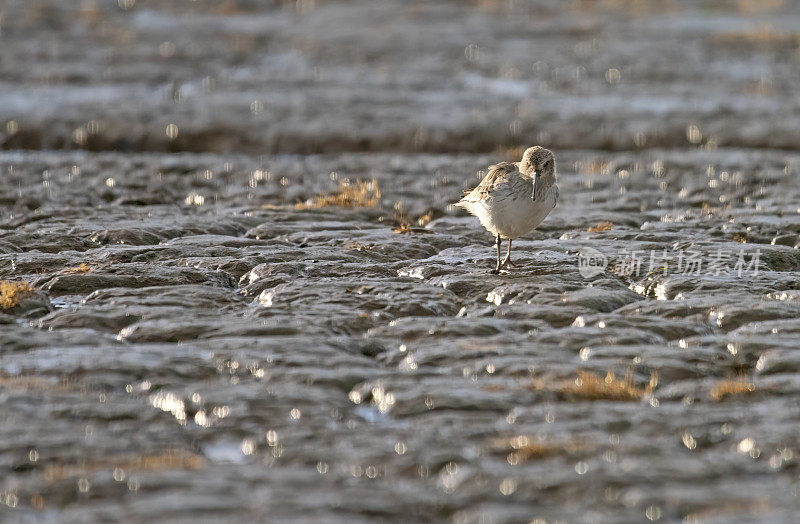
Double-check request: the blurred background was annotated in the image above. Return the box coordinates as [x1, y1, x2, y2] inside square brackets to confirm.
[2, 0, 799, 155]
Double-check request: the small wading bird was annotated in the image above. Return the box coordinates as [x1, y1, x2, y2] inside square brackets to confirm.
[455, 146, 559, 273]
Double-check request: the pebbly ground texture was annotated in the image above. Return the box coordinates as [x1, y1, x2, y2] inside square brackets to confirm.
[2, 1, 800, 523]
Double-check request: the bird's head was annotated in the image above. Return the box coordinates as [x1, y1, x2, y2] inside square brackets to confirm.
[520, 146, 556, 201]
[519, 146, 556, 180]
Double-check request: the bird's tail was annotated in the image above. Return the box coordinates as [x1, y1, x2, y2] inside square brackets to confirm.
[453, 187, 476, 208]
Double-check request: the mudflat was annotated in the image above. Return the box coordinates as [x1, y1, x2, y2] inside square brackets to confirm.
[2, 1, 800, 521]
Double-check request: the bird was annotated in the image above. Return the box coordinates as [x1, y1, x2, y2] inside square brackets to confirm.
[454, 146, 559, 274]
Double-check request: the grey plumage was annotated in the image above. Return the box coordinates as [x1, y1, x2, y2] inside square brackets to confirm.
[455, 146, 559, 273]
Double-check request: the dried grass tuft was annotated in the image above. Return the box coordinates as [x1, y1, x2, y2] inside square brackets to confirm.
[683, 498, 770, 523]
[347, 242, 373, 251]
[732, 232, 749, 243]
[0, 280, 35, 310]
[392, 224, 433, 235]
[296, 179, 381, 209]
[579, 159, 610, 175]
[710, 379, 755, 402]
[531, 370, 656, 401]
[383, 200, 434, 234]
[494, 435, 591, 463]
[0, 375, 69, 391]
[44, 450, 204, 482]
[588, 221, 613, 232]
[714, 25, 800, 48]
[63, 263, 92, 274]
[416, 211, 435, 227]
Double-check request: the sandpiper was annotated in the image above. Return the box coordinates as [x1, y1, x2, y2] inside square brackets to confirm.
[455, 146, 559, 273]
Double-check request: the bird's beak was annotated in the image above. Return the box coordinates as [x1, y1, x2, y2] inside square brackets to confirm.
[531, 171, 538, 200]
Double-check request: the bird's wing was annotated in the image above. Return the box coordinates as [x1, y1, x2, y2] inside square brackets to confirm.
[457, 162, 519, 205]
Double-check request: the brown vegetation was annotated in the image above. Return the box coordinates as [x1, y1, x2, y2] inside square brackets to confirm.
[683, 498, 770, 523]
[495, 435, 591, 463]
[531, 370, 656, 401]
[0, 375, 69, 391]
[392, 224, 433, 234]
[296, 179, 381, 209]
[63, 263, 92, 274]
[710, 379, 755, 401]
[588, 221, 613, 232]
[578, 159, 611, 175]
[0, 281, 34, 310]
[43, 450, 205, 482]
[714, 25, 799, 48]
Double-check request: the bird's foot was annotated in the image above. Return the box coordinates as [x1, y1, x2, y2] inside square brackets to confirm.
[490, 268, 501, 274]
[500, 258, 521, 269]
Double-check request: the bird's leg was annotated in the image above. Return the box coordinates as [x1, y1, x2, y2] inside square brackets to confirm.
[501, 239, 521, 268]
[491, 234, 502, 274]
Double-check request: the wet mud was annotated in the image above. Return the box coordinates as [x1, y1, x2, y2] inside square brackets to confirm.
[2, 1, 800, 522]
